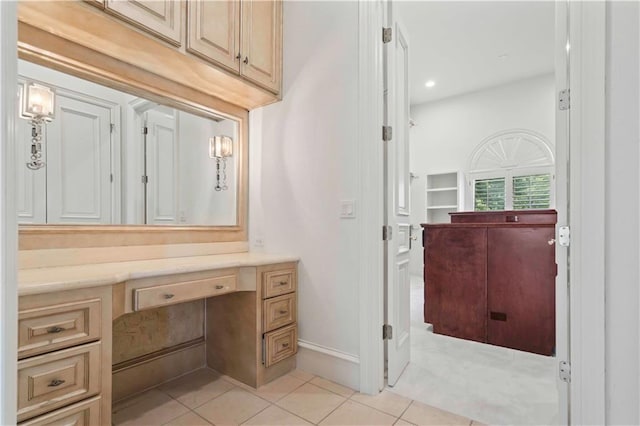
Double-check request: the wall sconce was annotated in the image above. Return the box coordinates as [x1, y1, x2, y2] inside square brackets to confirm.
[209, 136, 234, 191]
[20, 82, 56, 170]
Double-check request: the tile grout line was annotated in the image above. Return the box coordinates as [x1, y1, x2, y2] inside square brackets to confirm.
[312, 395, 351, 425]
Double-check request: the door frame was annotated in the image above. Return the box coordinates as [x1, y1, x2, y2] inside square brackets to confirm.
[357, 1, 606, 424]
[0, 1, 18, 424]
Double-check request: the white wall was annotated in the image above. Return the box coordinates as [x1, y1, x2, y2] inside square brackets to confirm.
[408, 74, 555, 275]
[604, 1, 639, 423]
[249, 1, 361, 387]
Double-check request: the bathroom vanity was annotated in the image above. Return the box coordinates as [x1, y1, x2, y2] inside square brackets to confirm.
[18, 251, 298, 425]
[14, 1, 291, 425]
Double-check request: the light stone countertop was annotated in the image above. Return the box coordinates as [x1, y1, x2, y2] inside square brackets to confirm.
[18, 252, 299, 296]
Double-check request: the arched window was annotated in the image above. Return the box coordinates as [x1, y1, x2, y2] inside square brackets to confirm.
[466, 130, 555, 211]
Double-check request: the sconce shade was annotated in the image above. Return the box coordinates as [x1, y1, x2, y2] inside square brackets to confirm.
[21, 82, 55, 121]
[209, 136, 234, 158]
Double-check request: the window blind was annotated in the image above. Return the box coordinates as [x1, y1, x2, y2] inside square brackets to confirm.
[512, 174, 551, 210]
[474, 177, 505, 211]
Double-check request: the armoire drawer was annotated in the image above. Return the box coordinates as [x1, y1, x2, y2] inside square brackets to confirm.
[262, 268, 296, 299]
[263, 293, 296, 333]
[133, 274, 237, 311]
[18, 299, 102, 359]
[264, 324, 297, 368]
[19, 396, 101, 426]
[17, 342, 101, 422]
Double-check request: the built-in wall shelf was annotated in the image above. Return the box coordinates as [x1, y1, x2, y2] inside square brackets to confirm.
[426, 171, 463, 223]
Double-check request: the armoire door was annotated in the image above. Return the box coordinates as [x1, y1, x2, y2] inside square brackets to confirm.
[46, 93, 113, 224]
[187, 0, 240, 73]
[240, 0, 282, 93]
[424, 227, 488, 343]
[487, 226, 556, 355]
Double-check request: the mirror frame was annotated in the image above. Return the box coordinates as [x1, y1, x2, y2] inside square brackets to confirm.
[17, 2, 249, 250]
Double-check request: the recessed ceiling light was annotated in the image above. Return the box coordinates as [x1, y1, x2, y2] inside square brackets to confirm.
[425, 80, 436, 88]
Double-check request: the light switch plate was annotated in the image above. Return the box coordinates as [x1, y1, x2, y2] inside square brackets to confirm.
[340, 200, 356, 218]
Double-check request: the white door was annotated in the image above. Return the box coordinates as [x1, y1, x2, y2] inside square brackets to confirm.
[16, 82, 46, 224]
[46, 92, 113, 224]
[145, 108, 178, 225]
[385, 12, 411, 385]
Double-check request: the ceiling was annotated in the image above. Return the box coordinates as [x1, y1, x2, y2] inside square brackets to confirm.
[394, 1, 555, 106]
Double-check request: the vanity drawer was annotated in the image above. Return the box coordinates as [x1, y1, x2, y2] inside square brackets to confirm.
[19, 396, 101, 426]
[17, 342, 101, 422]
[263, 293, 296, 333]
[133, 274, 237, 311]
[264, 324, 297, 368]
[18, 299, 102, 359]
[262, 268, 296, 299]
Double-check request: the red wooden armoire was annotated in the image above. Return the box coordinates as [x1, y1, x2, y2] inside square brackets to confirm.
[422, 210, 556, 356]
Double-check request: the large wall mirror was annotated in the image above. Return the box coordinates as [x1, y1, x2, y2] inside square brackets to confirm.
[16, 4, 250, 250]
[17, 60, 239, 227]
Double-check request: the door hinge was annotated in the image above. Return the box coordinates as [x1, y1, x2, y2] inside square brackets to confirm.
[559, 89, 570, 110]
[383, 27, 392, 44]
[383, 324, 393, 340]
[382, 225, 393, 241]
[559, 361, 571, 383]
[110, 173, 114, 183]
[141, 175, 148, 184]
[382, 126, 393, 142]
[110, 123, 115, 133]
[142, 126, 148, 135]
[558, 226, 570, 247]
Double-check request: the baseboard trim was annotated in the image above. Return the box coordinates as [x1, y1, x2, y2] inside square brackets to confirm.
[296, 340, 360, 391]
[112, 341, 205, 402]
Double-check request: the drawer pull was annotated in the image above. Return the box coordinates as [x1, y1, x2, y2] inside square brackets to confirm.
[278, 310, 288, 315]
[48, 379, 66, 387]
[46, 326, 66, 334]
[282, 343, 289, 348]
[163, 294, 175, 299]
[277, 281, 288, 286]
[215, 285, 224, 290]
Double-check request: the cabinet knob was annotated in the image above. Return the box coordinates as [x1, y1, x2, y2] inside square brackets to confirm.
[278, 310, 288, 315]
[215, 285, 224, 290]
[48, 379, 66, 387]
[277, 281, 288, 286]
[47, 326, 66, 334]
[548, 239, 556, 246]
[163, 294, 175, 299]
[243, 56, 249, 65]
[236, 53, 241, 60]
[282, 342, 289, 348]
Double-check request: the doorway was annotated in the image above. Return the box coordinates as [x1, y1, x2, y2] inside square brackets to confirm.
[382, 1, 569, 425]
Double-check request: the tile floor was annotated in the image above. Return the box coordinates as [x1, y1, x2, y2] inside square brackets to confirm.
[112, 367, 484, 426]
[387, 276, 560, 425]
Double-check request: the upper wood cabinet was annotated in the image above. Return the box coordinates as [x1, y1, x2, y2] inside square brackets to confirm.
[105, 0, 183, 46]
[187, 0, 282, 94]
[240, 0, 282, 93]
[187, 0, 240, 73]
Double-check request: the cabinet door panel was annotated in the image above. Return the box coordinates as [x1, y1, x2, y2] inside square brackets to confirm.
[187, 0, 240, 73]
[241, 0, 282, 93]
[105, 0, 182, 45]
[487, 227, 556, 355]
[424, 227, 487, 342]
